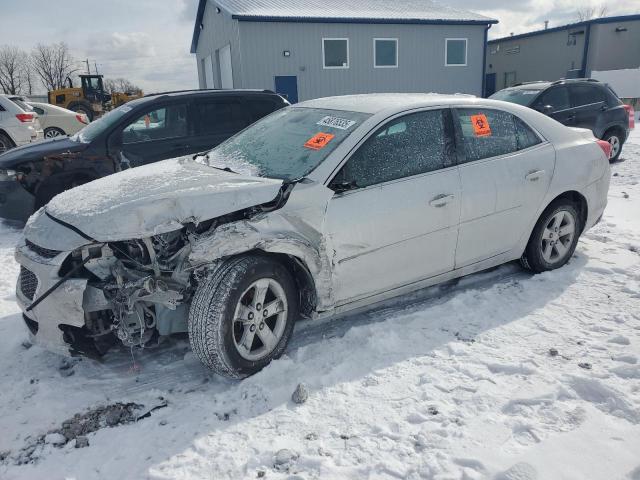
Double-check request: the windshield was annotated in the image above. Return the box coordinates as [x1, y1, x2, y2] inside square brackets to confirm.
[490, 89, 542, 106]
[203, 107, 371, 180]
[71, 103, 135, 143]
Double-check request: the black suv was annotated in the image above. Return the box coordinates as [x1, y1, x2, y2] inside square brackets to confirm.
[490, 79, 634, 161]
[0, 89, 289, 222]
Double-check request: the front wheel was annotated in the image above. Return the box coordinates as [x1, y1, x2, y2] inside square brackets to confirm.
[188, 256, 298, 378]
[521, 200, 582, 273]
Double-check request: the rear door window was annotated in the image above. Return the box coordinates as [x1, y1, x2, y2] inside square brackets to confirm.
[195, 97, 251, 136]
[533, 87, 570, 112]
[569, 85, 605, 107]
[334, 109, 454, 189]
[455, 108, 519, 163]
[514, 117, 542, 150]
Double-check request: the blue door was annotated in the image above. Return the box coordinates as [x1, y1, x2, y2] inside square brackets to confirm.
[484, 73, 496, 97]
[275, 76, 298, 104]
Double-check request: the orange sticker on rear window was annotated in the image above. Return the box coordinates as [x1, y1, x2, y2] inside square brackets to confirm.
[470, 114, 491, 137]
[304, 132, 335, 150]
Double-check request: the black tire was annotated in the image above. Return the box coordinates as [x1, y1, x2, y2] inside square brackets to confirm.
[602, 129, 624, 162]
[44, 127, 66, 139]
[34, 175, 91, 210]
[0, 132, 15, 154]
[521, 200, 582, 273]
[189, 255, 299, 378]
[68, 102, 94, 122]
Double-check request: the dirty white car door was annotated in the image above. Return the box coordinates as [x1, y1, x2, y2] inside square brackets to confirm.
[325, 109, 461, 304]
[454, 108, 555, 267]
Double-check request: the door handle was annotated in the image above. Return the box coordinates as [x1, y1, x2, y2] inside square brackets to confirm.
[525, 170, 545, 182]
[429, 194, 455, 208]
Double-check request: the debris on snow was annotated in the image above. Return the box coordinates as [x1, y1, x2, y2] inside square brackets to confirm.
[273, 448, 298, 471]
[291, 383, 309, 404]
[549, 348, 559, 357]
[578, 362, 592, 370]
[74, 436, 89, 448]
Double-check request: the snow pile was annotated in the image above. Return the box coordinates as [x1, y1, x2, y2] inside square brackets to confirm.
[0, 130, 639, 479]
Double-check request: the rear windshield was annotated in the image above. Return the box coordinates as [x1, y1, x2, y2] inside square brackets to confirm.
[203, 107, 371, 180]
[9, 97, 33, 112]
[490, 89, 542, 106]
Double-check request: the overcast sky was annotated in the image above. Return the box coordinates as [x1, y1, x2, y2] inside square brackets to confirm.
[2, 0, 639, 94]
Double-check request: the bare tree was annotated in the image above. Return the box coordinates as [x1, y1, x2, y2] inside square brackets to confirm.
[104, 77, 143, 95]
[31, 42, 79, 92]
[576, 5, 608, 22]
[0, 45, 29, 95]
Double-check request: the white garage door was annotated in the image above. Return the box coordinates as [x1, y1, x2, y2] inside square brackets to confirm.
[204, 55, 214, 88]
[219, 44, 233, 89]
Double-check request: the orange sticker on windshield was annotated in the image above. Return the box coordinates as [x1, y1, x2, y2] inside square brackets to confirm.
[304, 132, 335, 150]
[470, 114, 491, 137]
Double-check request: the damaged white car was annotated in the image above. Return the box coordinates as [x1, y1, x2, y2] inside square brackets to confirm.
[15, 94, 611, 378]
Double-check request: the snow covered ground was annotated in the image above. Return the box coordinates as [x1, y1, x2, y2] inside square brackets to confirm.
[0, 130, 639, 480]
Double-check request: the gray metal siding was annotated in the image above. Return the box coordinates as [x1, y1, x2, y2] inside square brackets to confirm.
[486, 29, 586, 91]
[587, 20, 640, 73]
[235, 22, 485, 100]
[195, 5, 243, 88]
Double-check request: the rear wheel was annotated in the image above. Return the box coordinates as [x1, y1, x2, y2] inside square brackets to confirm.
[521, 200, 581, 273]
[189, 255, 298, 378]
[44, 127, 66, 139]
[0, 132, 15, 154]
[603, 129, 623, 162]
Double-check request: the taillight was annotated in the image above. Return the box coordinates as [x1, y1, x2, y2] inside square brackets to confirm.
[76, 114, 89, 125]
[596, 139, 612, 159]
[623, 105, 635, 130]
[15, 113, 35, 123]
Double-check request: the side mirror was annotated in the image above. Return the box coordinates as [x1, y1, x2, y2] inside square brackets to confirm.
[331, 180, 358, 194]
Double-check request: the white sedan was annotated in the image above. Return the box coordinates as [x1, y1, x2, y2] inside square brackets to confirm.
[15, 94, 611, 378]
[28, 102, 89, 138]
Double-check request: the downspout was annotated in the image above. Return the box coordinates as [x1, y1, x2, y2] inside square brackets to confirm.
[581, 22, 591, 78]
[481, 23, 492, 97]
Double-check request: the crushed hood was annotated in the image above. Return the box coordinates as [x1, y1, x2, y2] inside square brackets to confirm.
[0, 137, 88, 168]
[42, 156, 284, 242]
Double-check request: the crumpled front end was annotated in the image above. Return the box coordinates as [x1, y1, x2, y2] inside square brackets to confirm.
[15, 223, 197, 356]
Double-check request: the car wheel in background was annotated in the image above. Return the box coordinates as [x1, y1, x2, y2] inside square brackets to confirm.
[0, 132, 15, 154]
[189, 255, 298, 378]
[44, 127, 66, 138]
[521, 200, 582, 273]
[67, 101, 94, 122]
[603, 130, 623, 162]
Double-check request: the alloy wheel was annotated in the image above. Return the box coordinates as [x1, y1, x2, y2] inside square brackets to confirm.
[540, 210, 576, 264]
[232, 278, 288, 361]
[608, 135, 620, 159]
[45, 129, 63, 138]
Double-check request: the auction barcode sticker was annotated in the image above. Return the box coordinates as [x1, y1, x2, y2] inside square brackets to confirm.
[317, 116, 357, 130]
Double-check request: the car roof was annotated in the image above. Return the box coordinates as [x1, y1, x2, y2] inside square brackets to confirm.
[143, 89, 281, 100]
[296, 93, 485, 114]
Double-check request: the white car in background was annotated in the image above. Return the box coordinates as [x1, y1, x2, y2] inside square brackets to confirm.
[0, 94, 44, 154]
[28, 102, 89, 138]
[15, 94, 611, 378]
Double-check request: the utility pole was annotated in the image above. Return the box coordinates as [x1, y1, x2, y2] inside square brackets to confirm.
[85, 59, 91, 74]
[94, 61, 99, 75]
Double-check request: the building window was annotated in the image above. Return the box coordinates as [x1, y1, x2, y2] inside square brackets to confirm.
[323, 38, 349, 69]
[445, 38, 467, 66]
[490, 44, 500, 55]
[504, 71, 517, 88]
[374, 38, 398, 68]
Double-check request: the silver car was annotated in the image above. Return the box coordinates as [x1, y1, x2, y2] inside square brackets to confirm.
[15, 94, 611, 378]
